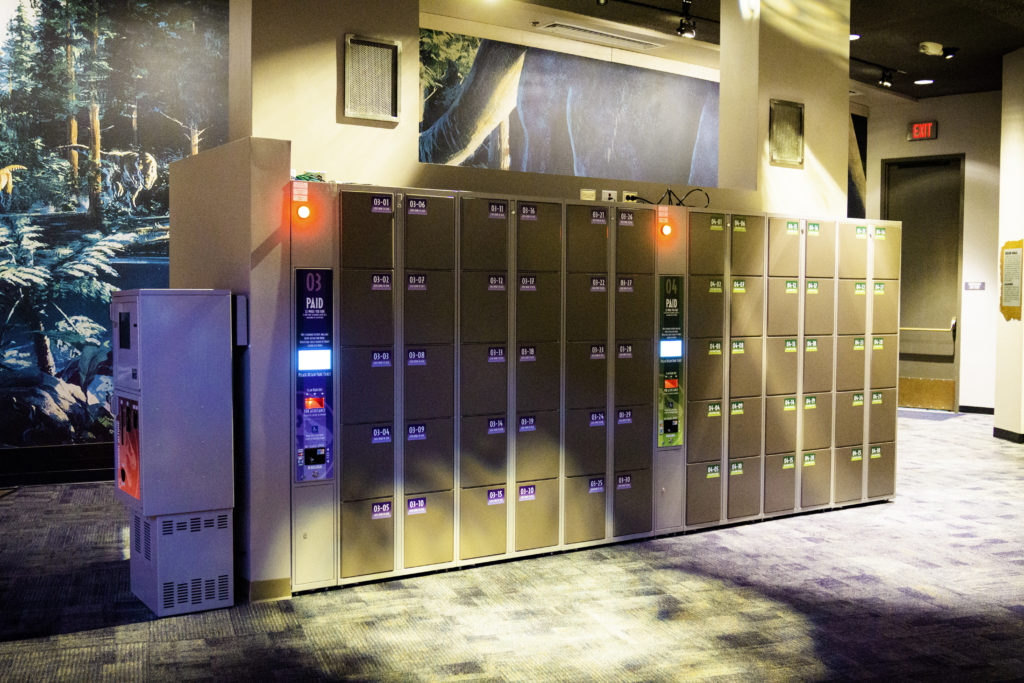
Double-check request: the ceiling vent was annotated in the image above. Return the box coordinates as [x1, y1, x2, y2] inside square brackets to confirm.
[537, 22, 662, 50]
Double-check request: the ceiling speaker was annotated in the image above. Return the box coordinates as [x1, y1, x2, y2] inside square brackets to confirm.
[344, 35, 401, 123]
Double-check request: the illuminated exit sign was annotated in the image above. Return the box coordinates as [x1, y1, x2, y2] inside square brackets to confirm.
[907, 120, 938, 141]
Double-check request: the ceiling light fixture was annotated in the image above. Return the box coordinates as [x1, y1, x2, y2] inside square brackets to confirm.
[919, 41, 943, 56]
[943, 46, 958, 59]
[850, 33, 860, 41]
[914, 79, 934, 85]
[596, 0, 607, 5]
[878, 69, 894, 88]
[676, 0, 696, 38]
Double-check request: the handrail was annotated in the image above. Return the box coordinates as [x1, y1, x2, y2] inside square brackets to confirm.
[898, 317, 957, 341]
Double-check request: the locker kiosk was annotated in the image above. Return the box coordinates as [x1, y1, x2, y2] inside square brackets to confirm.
[834, 446, 864, 503]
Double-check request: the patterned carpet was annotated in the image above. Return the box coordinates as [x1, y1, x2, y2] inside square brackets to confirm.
[0, 410, 1022, 681]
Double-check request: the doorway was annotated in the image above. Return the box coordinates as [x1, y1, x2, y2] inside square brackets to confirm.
[881, 154, 964, 411]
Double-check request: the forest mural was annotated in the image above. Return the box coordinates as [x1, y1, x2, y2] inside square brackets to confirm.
[0, 0, 227, 449]
[420, 29, 719, 186]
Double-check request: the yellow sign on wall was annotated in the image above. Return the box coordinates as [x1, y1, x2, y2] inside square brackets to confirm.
[1000, 240, 1023, 321]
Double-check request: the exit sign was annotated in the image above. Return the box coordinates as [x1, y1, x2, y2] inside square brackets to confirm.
[907, 120, 938, 141]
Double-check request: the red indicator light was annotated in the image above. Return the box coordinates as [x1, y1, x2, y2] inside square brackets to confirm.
[664, 378, 679, 389]
[304, 396, 324, 410]
[660, 223, 673, 236]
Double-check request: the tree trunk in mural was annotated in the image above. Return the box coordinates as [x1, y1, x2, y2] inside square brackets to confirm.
[66, 22, 79, 196]
[87, 7, 103, 225]
[27, 304, 57, 377]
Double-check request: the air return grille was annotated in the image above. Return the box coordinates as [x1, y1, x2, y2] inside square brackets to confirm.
[344, 35, 401, 123]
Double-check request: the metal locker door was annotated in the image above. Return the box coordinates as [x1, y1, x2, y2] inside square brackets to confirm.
[340, 423, 395, 501]
[836, 335, 867, 391]
[802, 336, 834, 394]
[768, 217, 801, 277]
[729, 337, 762, 399]
[765, 337, 799, 396]
[515, 478, 559, 551]
[566, 204, 609, 273]
[459, 485, 507, 559]
[686, 400, 723, 463]
[767, 277, 800, 336]
[615, 274, 654, 340]
[616, 208, 656, 275]
[867, 442, 896, 498]
[516, 342, 560, 412]
[727, 455, 761, 519]
[341, 347, 394, 424]
[460, 271, 508, 343]
[800, 450, 832, 507]
[340, 497, 394, 578]
[564, 408, 607, 477]
[405, 194, 454, 270]
[763, 453, 796, 513]
[516, 273, 561, 342]
[871, 224, 901, 280]
[613, 405, 653, 471]
[403, 418, 454, 494]
[837, 221, 869, 279]
[404, 345, 454, 420]
[460, 343, 507, 416]
[566, 273, 608, 342]
[461, 197, 508, 271]
[805, 220, 837, 278]
[340, 191, 395, 270]
[727, 396, 762, 458]
[403, 490, 454, 568]
[872, 280, 899, 334]
[837, 279, 868, 335]
[614, 340, 654, 407]
[517, 200, 562, 272]
[566, 342, 607, 409]
[730, 214, 765, 276]
[730, 276, 763, 337]
[687, 276, 725, 338]
[340, 269, 394, 346]
[765, 395, 798, 455]
[404, 271, 455, 344]
[613, 469, 652, 536]
[686, 462, 722, 525]
[834, 391, 866, 448]
[687, 339, 724, 400]
[564, 475, 606, 544]
[460, 415, 508, 487]
[869, 335, 898, 388]
[834, 446, 864, 503]
[515, 411, 560, 481]
[868, 389, 897, 443]
[804, 277, 835, 335]
[688, 212, 726, 275]
[802, 392, 832, 451]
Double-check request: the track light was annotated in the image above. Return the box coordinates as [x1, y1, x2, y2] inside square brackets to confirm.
[878, 69, 893, 88]
[676, 0, 696, 38]
[943, 46, 958, 59]
[596, 0, 607, 5]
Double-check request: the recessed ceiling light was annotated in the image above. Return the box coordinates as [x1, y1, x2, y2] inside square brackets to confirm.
[850, 33, 861, 40]
[914, 79, 934, 85]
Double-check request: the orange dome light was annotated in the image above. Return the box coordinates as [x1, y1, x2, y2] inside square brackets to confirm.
[296, 203, 312, 220]
[660, 223, 673, 237]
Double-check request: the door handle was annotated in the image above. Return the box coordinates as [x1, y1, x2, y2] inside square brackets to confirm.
[950, 317, 956, 342]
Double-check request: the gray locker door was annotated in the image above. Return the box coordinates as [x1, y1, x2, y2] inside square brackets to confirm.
[802, 336, 834, 394]
[515, 411, 560, 481]
[566, 342, 608, 409]
[727, 456, 761, 519]
[612, 469, 652, 536]
[802, 392, 833, 451]
[459, 485, 507, 559]
[869, 334, 898, 388]
[729, 337, 762, 398]
[689, 212, 726, 275]
[800, 450, 831, 507]
[403, 490, 454, 568]
[764, 453, 796, 513]
[765, 395, 798, 454]
[730, 276, 764, 337]
[341, 191, 394, 269]
[686, 400, 723, 463]
[460, 343, 508, 416]
[834, 446, 864, 503]
[405, 194, 454, 270]
[405, 345, 454, 420]
[617, 208, 656, 274]
[836, 335, 867, 391]
[614, 340, 654, 407]
[340, 269, 394, 346]
[834, 391, 866, 448]
[872, 280, 899, 334]
[404, 271, 455, 345]
[564, 475, 607, 544]
[686, 462, 722, 525]
[727, 397, 762, 458]
[516, 273, 561, 342]
[460, 271, 508, 343]
[566, 273, 609, 342]
[341, 497, 394, 578]
[564, 408, 607, 477]
[767, 277, 800, 336]
[341, 347, 394, 424]
[872, 224, 901, 280]
[765, 337, 798, 396]
[403, 418, 454, 494]
[461, 197, 508, 271]
[516, 342, 560, 412]
[730, 214, 765, 276]
[687, 339, 724, 400]
[837, 279, 868, 335]
[515, 478, 559, 551]
[615, 274, 654, 340]
[768, 217, 801, 277]
[341, 424, 395, 501]
[805, 220, 837, 278]
[867, 442, 896, 498]
[613, 405, 653, 471]
[517, 201, 562, 272]
[837, 221, 869, 279]
[804, 277, 835, 335]
[868, 389, 897, 443]
[687, 276, 725, 338]
[460, 415, 508, 488]
[567, 204, 609, 273]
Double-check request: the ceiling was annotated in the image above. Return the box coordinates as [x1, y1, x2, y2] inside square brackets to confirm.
[518, 0, 1024, 98]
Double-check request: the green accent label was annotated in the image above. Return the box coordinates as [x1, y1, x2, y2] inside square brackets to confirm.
[808, 222, 820, 235]
[708, 340, 723, 355]
[872, 392, 883, 405]
[807, 281, 819, 294]
[786, 279, 799, 294]
[806, 338, 818, 352]
[855, 282, 867, 295]
[733, 216, 747, 232]
[803, 453, 816, 466]
[874, 226, 886, 240]
[870, 446, 882, 459]
[873, 337, 885, 350]
[785, 339, 799, 352]
[805, 396, 817, 410]
[730, 461, 744, 476]
[856, 225, 868, 238]
[853, 393, 864, 407]
[660, 276, 682, 339]
[874, 282, 886, 295]
[854, 337, 866, 351]
[730, 400, 744, 416]
[784, 397, 797, 412]
[782, 455, 796, 469]
[786, 220, 799, 235]
[852, 448, 863, 462]
[707, 464, 721, 479]
[710, 216, 724, 231]
[709, 279, 723, 293]
[731, 340, 745, 355]
[707, 402, 722, 418]
[733, 279, 746, 293]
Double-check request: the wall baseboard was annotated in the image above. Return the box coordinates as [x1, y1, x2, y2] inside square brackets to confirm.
[958, 405, 994, 415]
[993, 427, 1024, 443]
[238, 576, 292, 602]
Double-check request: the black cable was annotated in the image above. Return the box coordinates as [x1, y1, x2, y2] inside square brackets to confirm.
[679, 187, 710, 208]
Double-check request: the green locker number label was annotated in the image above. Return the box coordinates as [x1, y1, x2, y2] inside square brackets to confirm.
[872, 392, 883, 405]
[708, 340, 723, 355]
[803, 453, 816, 466]
[784, 397, 797, 411]
[854, 337, 866, 351]
[874, 282, 886, 295]
[783, 455, 796, 469]
[730, 401, 744, 416]
[733, 216, 747, 232]
[707, 402, 722, 418]
[730, 462, 743, 476]
[707, 464, 721, 479]
[853, 393, 864, 407]
[855, 282, 867, 295]
[733, 279, 746, 293]
[871, 446, 882, 459]
[731, 340, 745, 354]
[873, 337, 885, 350]
[786, 280, 799, 294]
[805, 396, 817, 410]
[710, 216, 724, 231]
[807, 280, 819, 294]
[785, 339, 798, 352]
[808, 222, 820, 235]
[806, 338, 818, 352]
[852, 448, 863, 462]
[786, 221, 799, 235]
[709, 279, 723, 293]
[856, 225, 868, 238]
[874, 226, 886, 240]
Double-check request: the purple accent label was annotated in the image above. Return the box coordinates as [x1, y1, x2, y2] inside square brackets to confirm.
[519, 416, 537, 432]
[487, 488, 506, 505]
[407, 497, 427, 515]
[519, 275, 537, 291]
[370, 350, 392, 368]
[619, 210, 634, 227]
[487, 346, 506, 363]
[591, 208, 607, 225]
[488, 201, 507, 219]
[590, 344, 606, 360]
[295, 269, 334, 483]
[589, 478, 605, 494]
[371, 194, 392, 214]
[407, 424, 426, 441]
[618, 277, 634, 293]
[407, 349, 427, 366]
[617, 409, 633, 425]
[616, 474, 632, 490]
[520, 204, 538, 220]
[488, 274, 506, 291]
[487, 418, 505, 435]
[518, 484, 536, 501]
[407, 273, 427, 291]
[371, 501, 392, 520]
[590, 276, 607, 292]
[371, 273, 392, 291]
[589, 411, 605, 427]
[519, 346, 537, 362]
[617, 344, 633, 359]
[407, 198, 428, 215]
[371, 426, 392, 444]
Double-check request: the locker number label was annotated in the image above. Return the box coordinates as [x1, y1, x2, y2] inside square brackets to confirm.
[590, 344, 606, 360]
[618, 277, 634, 293]
[709, 279, 723, 294]
[730, 461, 743, 476]
[407, 273, 427, 291]
[589, 478, 605, 494]
[807, 281, 819, 294]
[371, 273, 392, 291]
[616, 474, 632, 490]
[619, 210, 634, 227]
[808, 222, 820, 236]
[855, 225, 868, 238]
[519, 203, 537, 221]
[871, 446, 882, 459]
[371, 350, 392, 368]
[407, 497, 427, 515]
[851, 448, 863, 462]
[617, 343, 633, 359]
[589, 411, 605, 427]
[371, 501, 392, 519]
[786, 221, 799, 235]
[786, 280, 798, 294]
[707, 402, 722, 417]
[519, 345, 537, 362]
[617, 409, 633, 425]
[873, 337, 885, 350]
[488, 201, 507, 219]
[854, 337, 866, 351]
[783, 455, 796, 469]
[853, 393, 864, 407]
[730, 401, 744, 416]
[708, 340, 723, 355]
[805, 396, 817, 410]
[731, 340, 745, 355]
[487, 418, 506, 435]
[874, 226, 887, 240]
[784, 397, 797, 411]
[371, 194, 393, 214]
[874, 282, 886, 295]
[706, 464, 721, 479]
[591, 208, 607, 225]
[806, 338, 818, 352]
[488, 274, 506, 291]
[488, 346, 506, 363]
[519, 416, 537, 432]
[803, 453, 816, 466]
[590, 276, 607, 292]
[407, 423, 426, 441]
[872, 392, 884, 405]
[518, 484, 536, 501]
[855, 282, 867, 295]
[371, 426, 392, 444]
[407, 349, 427, 366]
[709, 216, 724, 231]
[733, 279, 746, 294]
[785, 339, 798, 352]
[732, 216, 747, 232]
[519, 275, 537, 291]
[487, 488, 505, 505]
[407, 197, 428, 216]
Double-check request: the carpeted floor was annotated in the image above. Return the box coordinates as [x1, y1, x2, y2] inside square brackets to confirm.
[0, 410, 1022, 681]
